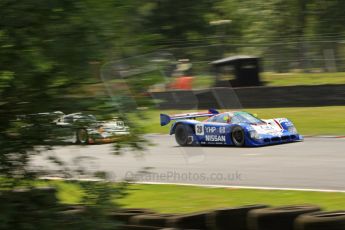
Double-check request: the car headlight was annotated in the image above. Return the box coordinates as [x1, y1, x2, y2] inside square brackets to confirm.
[249, 130, 261, 140]
[287, 126, 297, 134]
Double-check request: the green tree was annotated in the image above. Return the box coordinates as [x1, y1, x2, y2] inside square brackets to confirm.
[0, 0, 150, 228]
[311, 0, 345, 34]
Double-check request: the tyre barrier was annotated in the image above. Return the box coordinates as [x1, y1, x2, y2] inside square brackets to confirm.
[118, 224, 162, 230]
[207, 204, 269, 230]
[57, 205, 87, 214]
[159, 228, 198, 230]
[295, 211, 345, 230]
[57, 208, 86, 224]
[2, 189, 345, 229]
[167, 211, 209, 230]
[0, 187, 57, 208]
[130, 213, 176, 227]
[107, 208, 156, 224]
[30, 187, 58, 207]
[247, 205, 321, 230]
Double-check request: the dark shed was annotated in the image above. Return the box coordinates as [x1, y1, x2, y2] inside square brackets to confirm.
[211, 55, 261, 87]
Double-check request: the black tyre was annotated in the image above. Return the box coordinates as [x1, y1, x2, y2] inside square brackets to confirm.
[295, 211, 345, 230]
[231, 126, 245, 147]
[130, 214, 175, 227]
[31, 187, 58, 207]
[118, 225, 161, 230]
[107, 209, 155, 224]
[167, 211, 209, 229]
[76, 128, 89, 144]
[207, 204, 268, 230]
[175, 124, 193, 146]
[247, 205, 321, 230]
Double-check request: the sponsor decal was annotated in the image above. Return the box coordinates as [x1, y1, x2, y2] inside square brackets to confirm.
[204, 126, 227, 134]
[205, 126, 217, 133]
[219, 126, 226, 134]
[205, 135, 226, 142]
[252, 122, 283, 136]
[195, 124, 204, 135]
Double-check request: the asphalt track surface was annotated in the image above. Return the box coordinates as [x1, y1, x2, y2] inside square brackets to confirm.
[32, 135, 345, 191]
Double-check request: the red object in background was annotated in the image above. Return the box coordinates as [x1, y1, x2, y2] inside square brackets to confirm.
[170, 76, 193, 90]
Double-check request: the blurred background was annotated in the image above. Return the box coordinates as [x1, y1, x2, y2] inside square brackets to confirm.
[1, 0, 345, 229]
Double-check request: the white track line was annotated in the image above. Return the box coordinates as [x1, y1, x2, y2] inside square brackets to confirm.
[134, 182, 345, 193]
[137, 182, 345, 193]
[41, 176, 345, 193]
[148, 134, 345, 139]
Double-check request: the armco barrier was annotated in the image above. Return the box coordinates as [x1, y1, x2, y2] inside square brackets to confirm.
[151, 84, 345, 109]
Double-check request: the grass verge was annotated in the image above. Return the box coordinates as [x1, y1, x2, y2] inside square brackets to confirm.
[262, 72, 345, 86]
[133, 106, 345, 136]
[118, 184, 345, 213]
[46, 182, 345, 213]
[192, 72, 345, 88]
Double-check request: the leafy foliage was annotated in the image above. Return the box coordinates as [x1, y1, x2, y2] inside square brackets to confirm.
[1, 0, 345, 227]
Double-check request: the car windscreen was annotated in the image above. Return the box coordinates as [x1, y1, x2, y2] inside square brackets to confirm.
[232, 112, 264, 124]
[65, 114, 97, 125]
[103, 121, 125, 128]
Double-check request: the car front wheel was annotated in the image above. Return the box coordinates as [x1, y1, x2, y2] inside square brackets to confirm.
[231, 126, 245, 147]
[76, 129, 89, 144]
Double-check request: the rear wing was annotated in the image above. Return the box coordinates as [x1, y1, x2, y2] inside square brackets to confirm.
[160, 109, 219, 126]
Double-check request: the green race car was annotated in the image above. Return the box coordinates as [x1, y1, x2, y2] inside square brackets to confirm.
[18, 112, 130, 144]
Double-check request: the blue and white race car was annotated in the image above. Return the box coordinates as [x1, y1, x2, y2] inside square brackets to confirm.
[160, 109, 303, 147]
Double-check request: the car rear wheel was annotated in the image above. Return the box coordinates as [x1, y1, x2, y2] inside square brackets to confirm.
[175, 124, 193, 146]
[76, 129, 89, 144]
[231, 126, 245, 147]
